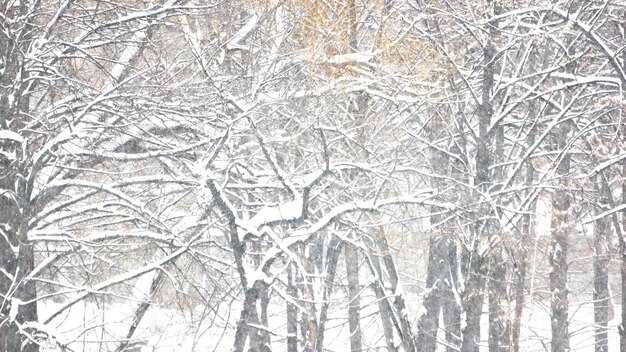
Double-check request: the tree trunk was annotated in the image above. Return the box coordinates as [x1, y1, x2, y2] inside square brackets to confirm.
[619, 152, 626, 352]
[488, 249, 509, 352]
[549, 195, 571, 352]
[511, 122, 537, 352]
[233, 286, 260, 352]
[416, 235, 446, 352]
[316, 236, 343, 352]
[417, 233, 462, 352]
[489, 97, 509, 352]
[0, 120, 37, 352]
[252, 280, 271, 351]
[234, 281, 269, 352]
[442, 241, 462, 352]
[0, 224, 38, 352]
[615, 167, 626, 352]
[549, 124, 572, 352]
[614, 26, 626, 352]
[300, 236, 324, 352]
[510, 259, 526, 352]
[460, 246, 487, 352]
[346, 242, 362, 352]
[593, 183, 611, 352]
[590, 173, 624, 352]
[459, 0, 498, 348]
[207, 181, 258, 352]
[368, 247, 399, 352]
[376, 230, 416, 352]
[622, 205, 626, 352]
[0, 2, 38, 349]
[287, 264, 298, 352]
[511, 211, 533, 352]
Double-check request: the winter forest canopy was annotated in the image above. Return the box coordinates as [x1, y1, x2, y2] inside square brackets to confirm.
[0, 0, 625, 351]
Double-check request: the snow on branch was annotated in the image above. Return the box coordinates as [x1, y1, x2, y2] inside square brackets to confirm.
[43, 234, 199, 324]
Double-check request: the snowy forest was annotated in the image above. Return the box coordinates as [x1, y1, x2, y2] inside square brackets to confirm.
[0, 0, 625, 351]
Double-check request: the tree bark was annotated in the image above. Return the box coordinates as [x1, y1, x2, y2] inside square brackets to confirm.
[364, 230, 400, 352]
[621, 176, 626, 352]
[346, 242, 362, 352]
[369, 253, 399, 352]
[416, 235, 446, 352]
[249, 240, 272, 352]
[489, 96, 509, 352]
[618, 116, 626, 352]
[459, 0, 498, 349]
[287, 264, 298, 352]
[316, 236, 343, 352]
[549, 193, 571, 352]
[511, 114, 538, 352]
[442, 241, 462, 352]
[549, 123, 572, 352]
[0, 2, 38, 349]
[416, 233, 462, 352]
[510, 259, 526, 352]
[488, 249, 509, 352]
[460, 246, 487, 352]
[0, 223, 38, 352]
[622, 166, 626, 352]
[593, 179, 611, 352]
[233, 284, 264, 352]
[376, 230, 416, 352]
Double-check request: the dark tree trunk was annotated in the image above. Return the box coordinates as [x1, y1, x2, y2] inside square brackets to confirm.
[300, 236, 323, 352]
[619, 31, 626, 352]
[252, 279, 271, 351]
[511, 207, 533, 352]
[590, 172, 623, 352]
[489, 100, 509, 352]
[510, 259, 526, 352]
[442, 241, 461, 352]
[549, 195, 571, 352]
[549, 124, 572, 352]
[0, 131, 37, 352]
[460, 246, 487, 352]
[416, 235, 446, 352]
[622, 210, 626, 352]
[511, 124, 537, 352]
[591, 176, 613, 352]
[368, 247, 399, 352]
[249, 240, 272, 352]
[622, 177, 626, 352]
[316, 236, 343, 352]
[233, 285, 261, 352]
[287, 264, 298, 352]
[416, 233, 462, 352]
[488, 249, 509, 352]
[419, 77, 462, 352]
[0, 2, 38, 349]
[614, 164, 626, 352]
[346, 242, 362, 352]
[0, 224, 38, 352]
[459, 0, 498, 348]
[364, 230, 413, 352]
[614, 29, 626, 352]
[237, 280, 269, 352]
[376, 231, 416, 352]
[207, 181, 259, 352]
[593, 192, 611, 352]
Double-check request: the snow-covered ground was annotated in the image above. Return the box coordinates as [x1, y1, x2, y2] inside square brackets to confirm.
[37, 289, 620, 351]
